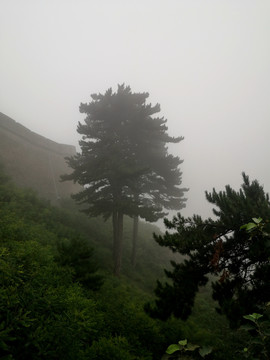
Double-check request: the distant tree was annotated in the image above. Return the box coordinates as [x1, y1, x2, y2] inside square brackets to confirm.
[146, 173, 270, 328]
[62, 85, 186, 275]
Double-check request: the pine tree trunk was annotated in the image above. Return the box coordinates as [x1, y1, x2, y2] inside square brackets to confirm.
[113, 210, 123, 276]
[112, 209, 118, 264]
[131, 215, 139, 267]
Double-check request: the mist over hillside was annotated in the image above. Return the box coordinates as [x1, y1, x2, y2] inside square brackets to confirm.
[0, 112, 81, 203]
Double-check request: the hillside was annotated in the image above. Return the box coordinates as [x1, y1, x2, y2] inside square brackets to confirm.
[0, 164, 243, 360]
[0, 112, 80, 203]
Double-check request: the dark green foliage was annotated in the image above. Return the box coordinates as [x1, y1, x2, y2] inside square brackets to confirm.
[147, 173, 270, 328]
[0, 164, 188, 360]
[94, 277, 166, 360]
[240, 307, 270, 359]
[0, 210, 102, 359]
[1, 163, 255, 359]
[0, 165, 104, 358]
[0, 167, 102, 292]
[56, 236, 103, 290]
[87, 337, 137, 360]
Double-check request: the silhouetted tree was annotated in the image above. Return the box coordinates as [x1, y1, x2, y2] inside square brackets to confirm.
[146, 173, 270, 328]
[62, 85, 186, 275]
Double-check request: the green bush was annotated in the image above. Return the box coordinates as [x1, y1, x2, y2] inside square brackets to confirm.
[87, 336, 137, 360]
[0, 210, 102, 359]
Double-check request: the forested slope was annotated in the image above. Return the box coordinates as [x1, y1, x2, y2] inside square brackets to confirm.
[0, 166, 180, 359]
[0, 113, 260, 360]
[0, 165, 253, 360]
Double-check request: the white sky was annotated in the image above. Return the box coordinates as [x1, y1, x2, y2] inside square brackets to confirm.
[1, 0, 270, 220]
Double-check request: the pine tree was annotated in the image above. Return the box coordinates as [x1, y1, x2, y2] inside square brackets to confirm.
[62, 85, 186, 275]
[146, 173, 270, 328]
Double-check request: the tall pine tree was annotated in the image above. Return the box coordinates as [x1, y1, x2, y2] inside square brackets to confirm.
[62, 85, 186, 275]
[146, 173, 270, 327]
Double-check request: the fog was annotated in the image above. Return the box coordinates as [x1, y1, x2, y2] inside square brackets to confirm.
[1, 0, 270, 220]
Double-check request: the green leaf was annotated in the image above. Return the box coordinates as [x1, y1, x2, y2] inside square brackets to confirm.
[243, 313, 263, 322]
[243, 315, 256, 322]
[199, 346, 213, 357]
[253, 313, 263, 320]
[166, 344, 180, 354]
[178, 339, 187, 346]
[252, 217, 262, 224]
[245, 223, 257, 231]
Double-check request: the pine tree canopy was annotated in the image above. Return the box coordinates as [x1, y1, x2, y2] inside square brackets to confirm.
[145, 173, 270, 328]
[62, 84, 187, 220]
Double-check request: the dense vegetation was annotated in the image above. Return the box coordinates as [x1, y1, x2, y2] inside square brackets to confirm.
[0, 167, 182, 359]
[1, 166, 269, 359]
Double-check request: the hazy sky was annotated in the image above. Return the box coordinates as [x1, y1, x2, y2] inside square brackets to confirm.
[1, 0, 270, 220]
